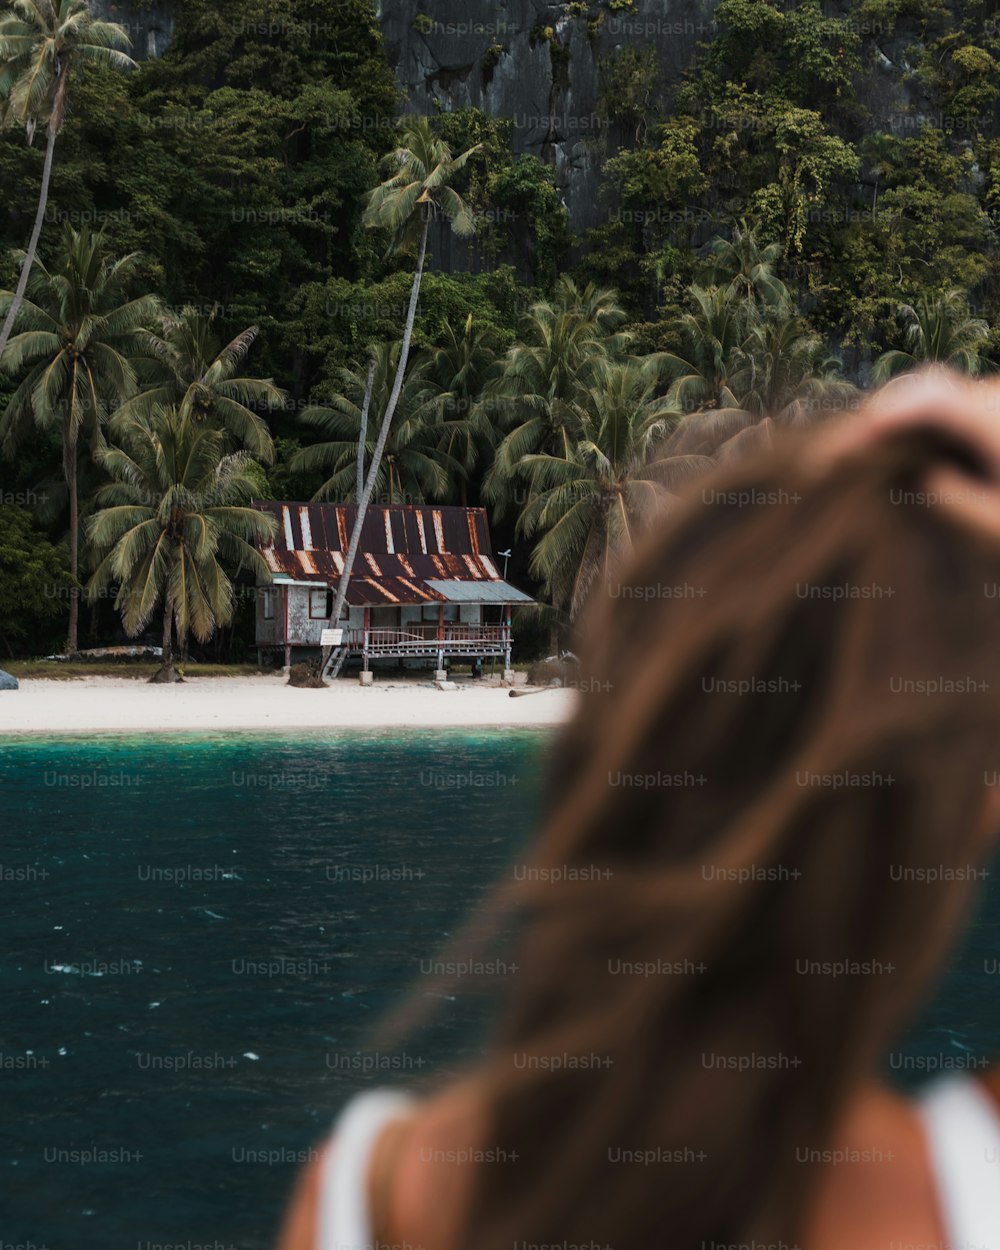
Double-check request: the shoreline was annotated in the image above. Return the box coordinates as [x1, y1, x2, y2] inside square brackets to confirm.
[0, 675, 576, 736]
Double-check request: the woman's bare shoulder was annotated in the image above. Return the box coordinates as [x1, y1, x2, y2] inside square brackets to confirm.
[273, 1081, 481, 1250]
[805, 1083, 944, 1250]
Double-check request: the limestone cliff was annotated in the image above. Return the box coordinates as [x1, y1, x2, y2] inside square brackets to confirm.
[86, 0, 937, 239]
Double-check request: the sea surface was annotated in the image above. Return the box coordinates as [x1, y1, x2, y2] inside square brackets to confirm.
[2, 731, 1000, 1250]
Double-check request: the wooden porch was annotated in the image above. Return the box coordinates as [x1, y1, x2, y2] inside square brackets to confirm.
[346, 624, 512, 660]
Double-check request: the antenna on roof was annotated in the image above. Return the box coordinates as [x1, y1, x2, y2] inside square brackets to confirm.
[498, 548, 512, 580]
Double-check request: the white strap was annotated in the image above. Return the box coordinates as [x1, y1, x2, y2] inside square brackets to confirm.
[918, 1074, 1000, 1250]
[317, 1088, 416, 1250]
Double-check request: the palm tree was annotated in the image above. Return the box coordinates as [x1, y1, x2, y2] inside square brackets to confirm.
[86, 406, 276, 683]
[0, 224, 160, 650]
[484, 278, 628, 509]
[699, 221, 790, 310]
[326, 116, 481, 633]
[0, 0, 135, 361]
[730, 314, 856, 422]
[656, 286, 855, 472]
[660, 284, 748, 415]
[292, 344, 457, 504]
[873, 289, 990, 381]
[431, 313, 500, 503]
[112, 307, 283, 462]
[514, 357, 678, 620]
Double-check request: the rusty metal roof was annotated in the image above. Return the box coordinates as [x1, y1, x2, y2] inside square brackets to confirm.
[254, 502, 493, 556]
[253, 503, 533, 606]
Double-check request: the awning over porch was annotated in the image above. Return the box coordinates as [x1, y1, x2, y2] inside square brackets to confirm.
[424, 578, 534, 605]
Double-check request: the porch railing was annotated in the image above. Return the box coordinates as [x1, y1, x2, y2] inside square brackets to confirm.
[343, 625, 510, 655]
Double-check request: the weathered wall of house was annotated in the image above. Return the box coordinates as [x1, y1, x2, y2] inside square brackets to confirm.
[286, 585, 322, 647]
[255, 585, 285, 646]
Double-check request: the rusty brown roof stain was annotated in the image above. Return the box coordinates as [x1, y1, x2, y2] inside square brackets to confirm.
[251, 503, 532, 606]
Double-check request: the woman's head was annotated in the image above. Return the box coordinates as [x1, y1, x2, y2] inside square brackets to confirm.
[461, 378, 1000, 1250]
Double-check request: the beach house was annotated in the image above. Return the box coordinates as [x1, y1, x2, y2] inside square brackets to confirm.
[252, 502, 534, 675]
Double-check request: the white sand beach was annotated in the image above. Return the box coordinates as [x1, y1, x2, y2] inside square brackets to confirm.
[0, 675, 576, 735]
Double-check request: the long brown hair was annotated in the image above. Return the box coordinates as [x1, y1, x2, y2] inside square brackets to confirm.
[450, 422, 1000, 1250]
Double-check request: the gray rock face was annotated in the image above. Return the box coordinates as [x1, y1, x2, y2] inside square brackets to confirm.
[89, 0, 176, 60]
[0, 669, 19, 691]
[87, 0, 942, 242]
[89, 0, 722, 235]
[379, 0, 721, 234]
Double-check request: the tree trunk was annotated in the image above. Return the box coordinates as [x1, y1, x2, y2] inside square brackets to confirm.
[63, 420, 79, 654]
[328, 214, 430, 639]
[152, 580, 182, 683]
[0, 122, 58, 365]
[356, 355, 376, 501]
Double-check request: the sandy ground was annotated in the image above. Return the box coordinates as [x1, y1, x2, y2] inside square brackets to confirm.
[0, 675, 576, 735]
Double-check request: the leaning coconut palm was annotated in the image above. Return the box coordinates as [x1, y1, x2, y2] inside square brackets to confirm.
[873, 289, 990, 382]
[292, 344, 456, 504]
[86, 406, 276, 683]
[515, 357, 678, 622]
[112, 307, 283, 462]
[0, 0, 136, 361]
[0, 224, 160, 651]
[324, 116, 481, 640]
[483, 280, 629, 512]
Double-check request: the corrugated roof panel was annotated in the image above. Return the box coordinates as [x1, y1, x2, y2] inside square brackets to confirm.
[397, 577, 435, 601]
[424, 579, 535, 604]
[251, 503, 529, 603]
[252, 503, 494, 556]
[258, 551, 513, 604]
[368, 577, 399, 604]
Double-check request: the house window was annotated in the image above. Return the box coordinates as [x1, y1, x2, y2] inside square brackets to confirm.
[309, 589, 330, 619]
[421, 604, 461, 622]
[263, 590, 275, 620]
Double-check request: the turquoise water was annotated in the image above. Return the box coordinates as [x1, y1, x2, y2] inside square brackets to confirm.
[0, 732, 543, 1250]
[3, 731, 1000, 1250]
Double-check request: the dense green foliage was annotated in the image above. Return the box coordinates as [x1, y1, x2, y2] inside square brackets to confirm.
[2, 0, 999, 657]
[0, 502, 71, 655]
